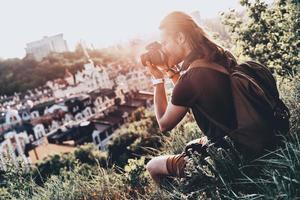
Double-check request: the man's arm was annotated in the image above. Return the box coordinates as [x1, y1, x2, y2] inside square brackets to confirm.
[146, 61, 188, 132]
[153, 83, 188, 132]
[168, 73, 180, 85]
[164, 68, 180, 85]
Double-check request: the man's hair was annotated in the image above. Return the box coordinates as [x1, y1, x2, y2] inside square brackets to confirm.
[159, 11, 236, 69]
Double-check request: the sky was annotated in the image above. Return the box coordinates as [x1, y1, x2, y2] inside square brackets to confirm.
[0, 0, 269, 59]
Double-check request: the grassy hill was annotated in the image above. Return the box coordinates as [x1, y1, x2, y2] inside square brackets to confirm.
[0, 75, 299, 199]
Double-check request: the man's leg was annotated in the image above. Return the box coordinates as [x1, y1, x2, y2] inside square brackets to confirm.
[146, 153, 187, 184]
[146, 155, 169, 184]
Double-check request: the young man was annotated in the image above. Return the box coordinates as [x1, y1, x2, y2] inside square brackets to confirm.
[144, 11, 238, 184]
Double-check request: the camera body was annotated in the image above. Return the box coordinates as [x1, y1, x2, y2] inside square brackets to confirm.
[140, 41, 168, 67]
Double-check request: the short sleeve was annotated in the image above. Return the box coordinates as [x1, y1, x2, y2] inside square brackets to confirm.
[171, 73, 198, 107]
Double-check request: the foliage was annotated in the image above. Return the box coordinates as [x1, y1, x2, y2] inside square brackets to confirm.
[30, 163, 127, 200]
[162, 132, 300, 200]
[164, 114, 202, 155]
[279, 75, 300, 133]
[123, 157, 151, 198]
[73, 143, 108, 167]
[107, 108, 163, 168]
[33, 143, 107, 185]
[0, 157, 37, 199]
[222, 0, 300, 76]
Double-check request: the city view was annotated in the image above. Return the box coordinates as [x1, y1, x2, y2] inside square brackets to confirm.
[0, 0, 299, 199]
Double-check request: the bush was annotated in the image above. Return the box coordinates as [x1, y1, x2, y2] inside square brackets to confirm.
[107, 109, 164, 168]
[222, 0, 299, 76]
[123, 157, 151, 198]
[33, 143, 107, 185]
[31, 163, 127, 200]
[0, 158, 38, 199]
[74, 143, 108, 167]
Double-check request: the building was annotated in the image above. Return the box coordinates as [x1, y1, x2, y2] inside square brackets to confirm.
[74, 63, 113, 90]
[47, 62, 114, 98]
[126, 68, 152, 91]
[190, 11, 202, 26]
[25, 34, 69, 61]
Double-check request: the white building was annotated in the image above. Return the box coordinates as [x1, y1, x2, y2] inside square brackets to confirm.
[0, 109, 22, 132]
[47, 61, 114, 98]
[75, 63, 113, 89]
[126, 68, 152, 91]
[0, 131, 32, 170]
[25, 33, 69, 61]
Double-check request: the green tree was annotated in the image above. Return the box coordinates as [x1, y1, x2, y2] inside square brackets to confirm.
[222, 0, 300, 76]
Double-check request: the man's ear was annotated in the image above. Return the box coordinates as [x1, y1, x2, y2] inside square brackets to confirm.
[176, 32, 186, 45]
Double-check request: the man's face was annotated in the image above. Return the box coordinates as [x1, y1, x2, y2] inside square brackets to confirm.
[160, 29, 185, 67]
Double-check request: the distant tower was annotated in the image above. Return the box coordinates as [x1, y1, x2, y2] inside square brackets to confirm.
[190, 11, 202, 26]
[80, 40, 94, 64]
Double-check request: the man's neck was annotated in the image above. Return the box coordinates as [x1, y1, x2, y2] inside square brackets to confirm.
[181, 48, 202, 72]
[183, 48, 192, 59]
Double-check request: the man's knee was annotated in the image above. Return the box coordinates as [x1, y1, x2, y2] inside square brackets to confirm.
[146, 156, 169, 176]
[146, 157, 159, 175]
[146, 159, 154, 174]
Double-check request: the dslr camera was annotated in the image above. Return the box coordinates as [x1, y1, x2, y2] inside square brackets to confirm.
[140, 41, 168, 67]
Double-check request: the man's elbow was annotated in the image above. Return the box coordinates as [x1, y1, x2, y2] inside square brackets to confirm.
[158, 122, 172, 133]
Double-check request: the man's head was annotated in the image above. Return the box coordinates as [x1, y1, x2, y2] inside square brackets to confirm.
[159, 11, 233, 68]
[159, 11, 208, 66]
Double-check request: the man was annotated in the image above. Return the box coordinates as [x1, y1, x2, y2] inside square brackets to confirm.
[144, 11, 238, 184]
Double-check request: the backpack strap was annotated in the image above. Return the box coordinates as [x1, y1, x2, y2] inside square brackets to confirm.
[187, 59, 242, 136]
[189, 59, 279, 112]
[237, 62, 284, 113]
[188, 59, 230, 76]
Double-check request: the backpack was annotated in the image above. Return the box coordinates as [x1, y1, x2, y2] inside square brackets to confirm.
[192, 60, 290, 155]
[231, 61, 290, 135]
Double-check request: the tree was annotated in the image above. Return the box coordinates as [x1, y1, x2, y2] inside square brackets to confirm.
[222, 0, 300, 77]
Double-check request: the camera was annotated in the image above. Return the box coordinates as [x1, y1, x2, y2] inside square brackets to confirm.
[140, 41, 168, 67]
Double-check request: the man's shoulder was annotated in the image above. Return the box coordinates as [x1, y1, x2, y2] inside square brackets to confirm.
[181, 67, 226, 80]
[187, 59, 230, 76]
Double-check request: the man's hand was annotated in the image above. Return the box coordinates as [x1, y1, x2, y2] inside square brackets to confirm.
[145, 61, 164, 79]
[184, 136, 208, 156]
[145, 60, 178, 80]
[186, 136, 208, 147]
